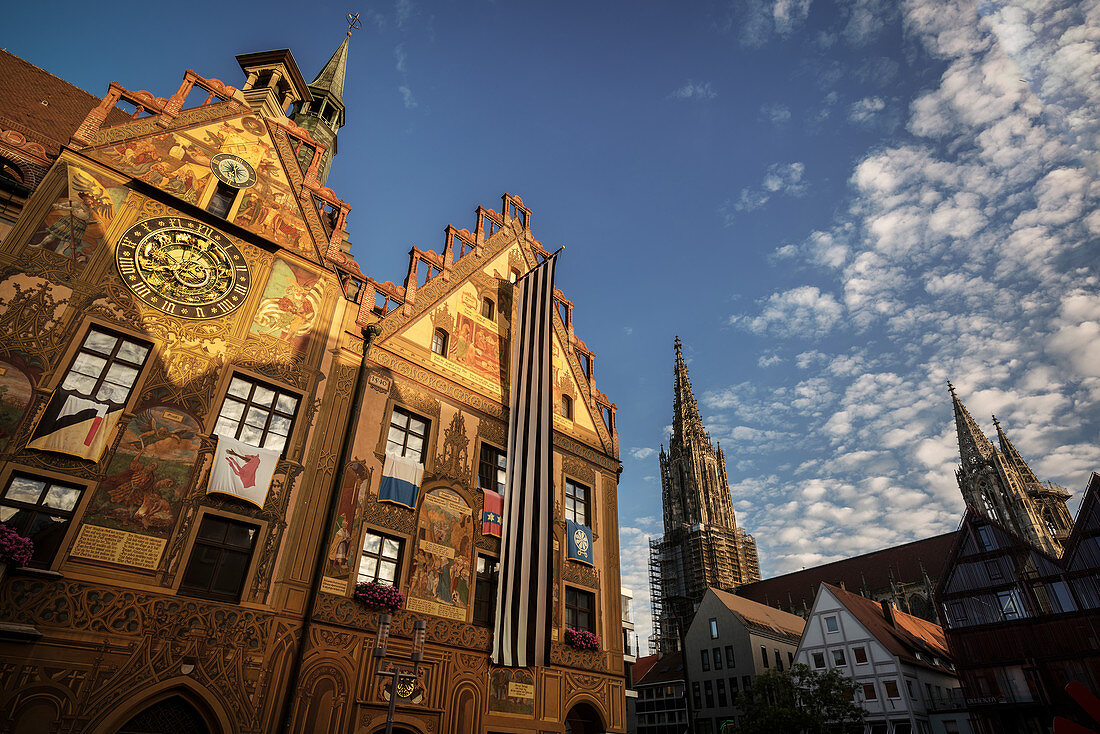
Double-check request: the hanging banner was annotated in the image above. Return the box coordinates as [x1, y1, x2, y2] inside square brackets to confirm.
[207, 434, 280, 507]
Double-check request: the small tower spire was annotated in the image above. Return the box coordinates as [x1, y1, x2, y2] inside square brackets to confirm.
[949, 382, 996, 465]
[992, 415, 1041, 485]
[291, 16, 358, 185]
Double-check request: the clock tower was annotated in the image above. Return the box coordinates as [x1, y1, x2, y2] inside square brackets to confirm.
[291, 34, 350, 186]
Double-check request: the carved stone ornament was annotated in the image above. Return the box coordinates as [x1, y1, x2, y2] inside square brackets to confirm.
[433, 410, 470, 485]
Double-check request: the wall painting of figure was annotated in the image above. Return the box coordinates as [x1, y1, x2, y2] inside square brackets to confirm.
[70, 406, 202, 570]
[320, 459, 371, 595]
[26, 165, 127, 265]
[0, 361, 33, 453]
[405, 488, 473, 621]
[96, 132, 213, 205]
[250, 258, 326, 352]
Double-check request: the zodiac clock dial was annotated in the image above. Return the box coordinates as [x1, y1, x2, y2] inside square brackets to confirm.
[115, 217, 252, 319]
[210, 153, 257, 188]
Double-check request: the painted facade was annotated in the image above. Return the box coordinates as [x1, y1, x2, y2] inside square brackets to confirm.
[0, 38, 625, 734]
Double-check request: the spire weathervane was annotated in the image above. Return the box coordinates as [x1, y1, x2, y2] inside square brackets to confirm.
[346, 12, 362, 35]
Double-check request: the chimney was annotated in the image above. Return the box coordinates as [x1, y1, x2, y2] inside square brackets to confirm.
[880, 599, 895, 627]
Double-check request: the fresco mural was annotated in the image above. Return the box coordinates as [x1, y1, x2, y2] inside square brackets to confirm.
[405, 488, 473, 621]
[250, 258, 326, 352]
[444, 289, 507, 392]
[97, 132, 213, 205]
[70, 406, 202, 570]
[320, 459, 371, 595]
[488, 667, 535, 717]
[0, 361, 33, 453]
[26, 165, 127, 264]
[233, 179, 312, 255]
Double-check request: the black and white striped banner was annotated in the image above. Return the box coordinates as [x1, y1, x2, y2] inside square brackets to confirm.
[492, 253, 558, 668]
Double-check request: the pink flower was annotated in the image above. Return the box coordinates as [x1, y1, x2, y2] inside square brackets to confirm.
[353, 581, 405, 612]
[0, 524, 33, 567]
[564, 627, 600, 651]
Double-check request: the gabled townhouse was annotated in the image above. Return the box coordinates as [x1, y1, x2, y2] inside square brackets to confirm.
[795, 583, 971, 734]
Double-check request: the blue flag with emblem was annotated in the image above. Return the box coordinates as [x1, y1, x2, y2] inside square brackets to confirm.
[566, 519, 594, 566]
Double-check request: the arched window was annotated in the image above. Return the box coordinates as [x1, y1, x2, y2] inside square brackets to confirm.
[981, 490, 1000, 522]
[431, 328, 448, 356]
[561, 394, 573, 420]
[481, 297, 495, 320]
[0, 156, 24, 185]
[1043, 508, 1060, 537]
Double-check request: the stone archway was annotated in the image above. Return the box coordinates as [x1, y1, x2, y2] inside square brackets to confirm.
[564, 702, 605, 734]
[115, 695, 212, 734]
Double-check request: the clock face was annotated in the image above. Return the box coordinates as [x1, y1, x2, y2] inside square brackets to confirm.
[210, 153, 257, 188]
[116, 217, 252, 319]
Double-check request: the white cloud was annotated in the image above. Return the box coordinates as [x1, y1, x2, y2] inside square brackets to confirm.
[669, 81, 717, 100]
[720, 162, 808, 224]
[733, 285, 844, 337]
[630, 447, 657, 460]
[761, 102, 792, 124]
[399, 85, 417, 109]
[848, 96, 886, 123]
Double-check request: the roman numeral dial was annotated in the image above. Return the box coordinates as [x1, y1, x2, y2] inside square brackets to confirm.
[115, 217, 252, 319]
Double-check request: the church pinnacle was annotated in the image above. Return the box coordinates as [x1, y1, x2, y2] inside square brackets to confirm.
[672, 336, 705, 446]
[948, 383, 1072, 555]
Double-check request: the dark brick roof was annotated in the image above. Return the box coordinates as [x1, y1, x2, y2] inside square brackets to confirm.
[635, 651, 685, 686]
[736, 531, 958, 612]
[0, 50, 127, 156]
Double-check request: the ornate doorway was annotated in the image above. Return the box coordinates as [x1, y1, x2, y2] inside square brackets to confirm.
[115, 695, 212, 734]
[565, 702, 605, 734]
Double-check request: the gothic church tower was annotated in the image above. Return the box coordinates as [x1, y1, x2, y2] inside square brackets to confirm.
[650, 338, 760, 652]
[950, 383, 1073, 555]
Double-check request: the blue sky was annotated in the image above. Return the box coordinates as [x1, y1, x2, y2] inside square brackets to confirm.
[6, 0, 1098, 649]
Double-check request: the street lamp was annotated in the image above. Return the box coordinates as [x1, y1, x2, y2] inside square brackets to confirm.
[373, 614, 427, 734]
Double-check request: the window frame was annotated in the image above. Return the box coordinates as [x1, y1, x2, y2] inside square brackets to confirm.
[0, 471, 87, 569]
[812, 651, 826, 669]
[213, 373, 301, 455]
[564, 478, 591, 527]
[561, 393, 573, 420]
[824, 615, 839, 633]
[709, 618, 719, 639]
[385, 404, 431, 464]
[431, 328, 449, 356]
[177, 512, 260, 603]
[477, 441, 507, 494]
[725, 645, 735, 668]
[481, 297, 495, 320]
[854, 646, 869, 665]
[357, 528, 404, 587]
[832, 649, 847, 667]
[701, 648, 710, 671]
[564, 585, 596, 633]
[862, 682, 878, 701]
[884, 679, 902, 699]
[713, 647, 723, 670]
[58, 324, 152, 407]
[472, 553, 499, 626]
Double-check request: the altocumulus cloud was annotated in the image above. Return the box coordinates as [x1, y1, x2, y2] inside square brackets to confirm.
[669, 80, 717, 100]
[714, 0, 1100, 578]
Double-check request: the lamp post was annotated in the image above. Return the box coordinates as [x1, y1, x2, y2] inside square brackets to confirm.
[373, 614, 427, 734]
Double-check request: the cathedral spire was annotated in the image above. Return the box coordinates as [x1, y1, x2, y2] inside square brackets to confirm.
[672, 337, 705, 445]
[949, 381, 995, 465]
[992, 415, 1041, 486]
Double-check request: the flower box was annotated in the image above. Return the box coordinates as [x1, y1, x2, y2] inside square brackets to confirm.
[0, 524, 33, 569]
[563, 627, 600, 651]
[353, 580, 404, 613]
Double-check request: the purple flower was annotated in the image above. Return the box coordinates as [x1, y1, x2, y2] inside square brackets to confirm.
[0, 524, 33, 567]
[564, 627, 600, 651]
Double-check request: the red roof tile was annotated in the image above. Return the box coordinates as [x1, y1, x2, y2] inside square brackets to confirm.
[635, 651, 685, 685]
[824, 582, 951, 670]
[0, 50, 128, 156]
